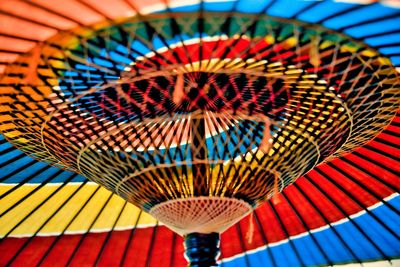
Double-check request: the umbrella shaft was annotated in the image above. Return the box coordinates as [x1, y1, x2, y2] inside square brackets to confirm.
[184, 232, 220, 267]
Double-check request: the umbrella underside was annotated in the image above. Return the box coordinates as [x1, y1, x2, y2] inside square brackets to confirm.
[0, 1, 399, 266]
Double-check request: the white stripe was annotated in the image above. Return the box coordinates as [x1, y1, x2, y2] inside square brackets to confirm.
[139, 0, 400, 15]
[7, 223, 162, 239]
[221, 192, 399, 264]
[340, 259, 400, 266]
[0, 181, 96, 187]
[3, 191, 398, 238]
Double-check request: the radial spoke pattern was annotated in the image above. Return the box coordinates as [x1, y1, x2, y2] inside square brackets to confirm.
[0, 11, 398, 211]
[0, 1, 399, 267]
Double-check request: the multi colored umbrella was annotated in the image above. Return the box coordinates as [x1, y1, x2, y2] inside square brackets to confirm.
[0, 0, 399, 266]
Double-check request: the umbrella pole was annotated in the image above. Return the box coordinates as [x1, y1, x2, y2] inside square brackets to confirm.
[184, 232, 220, 267]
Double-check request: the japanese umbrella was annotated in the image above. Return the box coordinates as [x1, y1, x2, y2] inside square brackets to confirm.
[0, 0, 399, 266]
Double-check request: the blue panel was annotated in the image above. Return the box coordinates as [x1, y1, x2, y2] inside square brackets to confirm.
[344, 17, 400, 39]
[63, 71, 79, 77]
[1, 157, 87, 184]
[172, 0, 274, 13]
[379, 46, 400, 56]
[109, 51, 132, 65]
[116, 44, 130, 54]
[268, 241, 297, 267]
[335, 221, 381, 259]
[203, 1, 236, 12]
[52, 171, 84, 183]
[0, 135, 87, 184]
[371, 207, 400, 239]
[292, 235, 326, 266]
[313, 227, 354, 262]
[365, 33, 400, 46]
[323, 4, 398, 30]
[267, 0, 315, 18]
[152, 36, 165, 50]
[75, 64, 98, 71]
[131, 40, 152, 56]
[275, 240, 302, 267]
[247, 249, 272, 267]
[0, 146, 22, 164]
[0, 135, 11, 149]
[236, 0, 273, 13]
[174, 1, 287, 13]
[12, 167, 57, 183]
[1, 159, 48, 183]
[389, 196, 400, 210]
[390, 56, 400, 66]
[353, 213, 400, 257]
[222, 255, 248, 267]
[368, 197, 400, 256]
[272, 242, 294, 267]
[81, 73, 102, 78]
[223, 195, 400, 266]
[1, 156, 35, 177]
[297, 1, 357, 23]
[93, 57, 114, 68]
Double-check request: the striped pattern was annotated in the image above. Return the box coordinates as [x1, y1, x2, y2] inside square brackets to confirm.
[0, 0, 400, 266]
[1, 112, 399, 265]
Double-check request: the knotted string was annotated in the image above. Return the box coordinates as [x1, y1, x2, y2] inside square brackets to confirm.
[246, 211, 254, 244]
[272, 171, 281, 204]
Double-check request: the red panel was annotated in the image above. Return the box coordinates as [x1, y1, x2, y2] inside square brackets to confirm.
[356, 147, 400, 173]
[221, 224, 246, 259]
[0, 238, 27, 266]
[238, 213, 266, 251]
[122, 227, 155, 267]
[148, 227, 174, 267]
[376, 132, 400, 146]
[273, 196, 307, 237]
[97, 229, 133, 267]
[40, 234, 86, 267]
[368, 139, 400, 157]
[391, 113, 400, 124]
[308, 169, 362, 215]
[283, 185, 326, 229]
[1, 118, 397, 267]
[344, 154, 399, 190]
[295, 177, 346, 222]
[6, 236, 56, 267]
[133, 39, 273, 71]
[332, 160, 394, 198]
[69, 232, 108, 266]
[253, 202, 287, 243]
[318, 164, 377, 208]
[172, 234, 186, 267]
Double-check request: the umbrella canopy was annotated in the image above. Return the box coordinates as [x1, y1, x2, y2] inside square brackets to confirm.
[0, 0, 399, 266]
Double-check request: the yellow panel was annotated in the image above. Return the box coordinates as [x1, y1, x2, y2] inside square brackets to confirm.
[31, 183, 99, 235]
[12, 184, 82, 236]
[0, 185, 58, 237]
[0, 184, 158, 237]
[91, 194, 127, 230]
[116, 200, 157, 228]
[0, 185, 36, 214]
